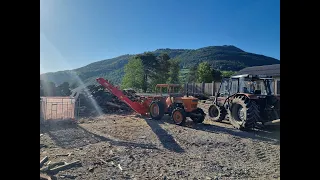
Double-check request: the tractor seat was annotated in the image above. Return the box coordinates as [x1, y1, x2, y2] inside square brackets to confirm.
[170, 97, 174, 103]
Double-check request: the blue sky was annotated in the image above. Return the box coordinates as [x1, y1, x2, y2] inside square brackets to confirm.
[40, 0, 280, 74]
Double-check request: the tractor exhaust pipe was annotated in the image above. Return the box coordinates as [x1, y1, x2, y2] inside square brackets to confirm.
[214, 81, 223, 104]
[186, 83, 189, 97]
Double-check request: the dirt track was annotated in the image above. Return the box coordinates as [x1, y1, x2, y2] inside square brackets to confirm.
[40, 104, 280, 180]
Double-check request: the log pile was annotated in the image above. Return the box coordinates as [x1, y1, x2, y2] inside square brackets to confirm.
[77, 85, 141, 117]
[122, 89, 141, 102]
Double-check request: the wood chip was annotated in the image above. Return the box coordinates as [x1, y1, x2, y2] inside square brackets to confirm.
[100, 159, 108, 164]
[118, 164, 123, 171]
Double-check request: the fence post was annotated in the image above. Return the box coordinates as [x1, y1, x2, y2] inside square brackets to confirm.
[192, 82, 195, 95]
[202, 82, 205, 94]
[196, 83, 198, 94]
[212, 81, 215, 96]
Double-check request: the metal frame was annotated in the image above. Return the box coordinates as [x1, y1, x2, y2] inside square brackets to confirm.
[40, 97, 80, 121]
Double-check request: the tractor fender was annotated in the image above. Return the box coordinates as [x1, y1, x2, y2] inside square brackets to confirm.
[234, 93, 260, 100]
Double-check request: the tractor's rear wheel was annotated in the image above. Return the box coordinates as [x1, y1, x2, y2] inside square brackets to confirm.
[171, 107, 186, 125]
[190, 108, 206, 124]
[149, 101, 165, 120]
[228, 96, 260, 130]
[208, 104, 226, 122]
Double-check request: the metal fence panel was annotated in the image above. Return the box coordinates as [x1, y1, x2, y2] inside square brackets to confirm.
[40, 97, 79, 121]
[183, 82, 221, 96]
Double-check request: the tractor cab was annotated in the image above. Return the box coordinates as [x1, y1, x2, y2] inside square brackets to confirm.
[236, 74, 274, 96]
[218, 74, 275, 97]
[151, 83, 205, 124]
[154, 84, 200, 112]
[155, 84, 183, 97]
[154, 84, 183, 107]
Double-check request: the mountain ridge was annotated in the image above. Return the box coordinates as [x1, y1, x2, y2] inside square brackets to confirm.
[40, 45, 279, 86]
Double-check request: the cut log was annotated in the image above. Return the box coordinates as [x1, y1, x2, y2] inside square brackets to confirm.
[264, 119, 280, 126]
[40, 166, 49, 173]
[40, 174, 52, 180]
[40, 156, 48, 168]
[48, 161, 65, 169]
[49, 160, 81, 174]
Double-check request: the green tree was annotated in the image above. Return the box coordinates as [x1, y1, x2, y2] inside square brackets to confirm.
[212, 69, 222, 81]
[197, 62, 213, 83]
[167, 58, 181, 84]
[156, 53, 171, 83]
[149, 53, 171, 90]
[187, 66, 197, 82]
[70, 81, 80, 89]
[221, 71, 235, 78]
[135, 52, 160, 92]
[121, 57, 144, 91]
[57, 82, 72, 96]
[40, 80, 57, 96]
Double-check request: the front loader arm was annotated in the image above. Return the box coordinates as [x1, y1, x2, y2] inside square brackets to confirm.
[96, 78, 149, 115]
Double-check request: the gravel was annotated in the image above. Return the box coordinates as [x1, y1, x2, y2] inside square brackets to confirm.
[40, 108, 280, 180]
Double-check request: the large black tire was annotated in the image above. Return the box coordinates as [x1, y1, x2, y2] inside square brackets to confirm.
[149, 101, 165, 120]
[208, 104, 227, 122]
[228, 96, 260, 130]
[190, 108, 206, 124]
[171, 107, 186, 125]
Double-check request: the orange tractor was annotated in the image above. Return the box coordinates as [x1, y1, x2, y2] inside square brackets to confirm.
[96, 78, 205, 125]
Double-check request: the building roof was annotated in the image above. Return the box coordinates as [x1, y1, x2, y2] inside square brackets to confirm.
[234, 64, 280, 77]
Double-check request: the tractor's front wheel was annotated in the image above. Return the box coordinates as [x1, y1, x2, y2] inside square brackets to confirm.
[149, 101, 165, 120]
[228, 96, 260, 130]
[208, 104, 227, 122]
[171, 107, 186, 125]
[190, 108, 206, 124]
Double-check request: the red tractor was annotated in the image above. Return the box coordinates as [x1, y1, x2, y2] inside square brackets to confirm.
[96, 78, 205, 125]
[208, 74, 280, 130]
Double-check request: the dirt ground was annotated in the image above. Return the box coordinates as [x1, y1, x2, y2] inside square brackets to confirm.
[40, 103, 280, 180]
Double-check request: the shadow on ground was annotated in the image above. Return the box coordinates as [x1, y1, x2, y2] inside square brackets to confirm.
[158, 116, 280, 144]
[143, 117, 185, 153]
[40, 120, 158, 149]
